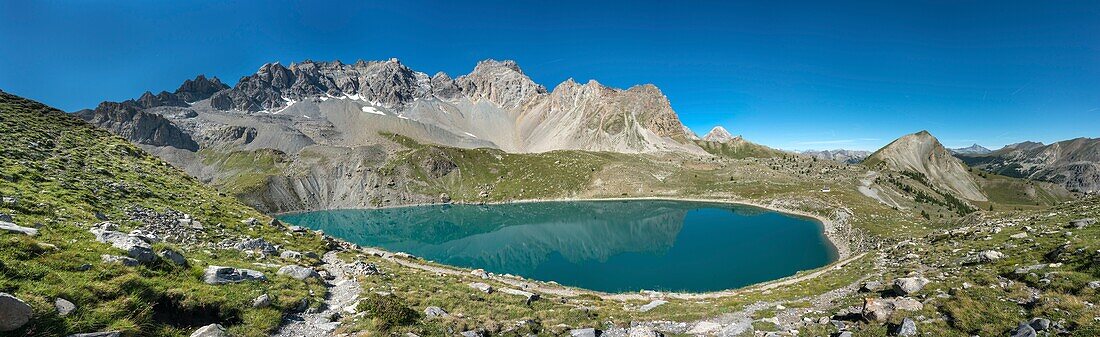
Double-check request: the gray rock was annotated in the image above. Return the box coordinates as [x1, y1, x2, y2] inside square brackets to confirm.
[67, 332, 121, 337]
[101, 254, 140, 266]
[189, 323, 226, 337]
[859, 281, 884, 292]
[1088, 281, 1100, 289]
[0, 214, 11, 222]
[277, 265, 319, 280]
[240, 217, 259, 226]
[203, 266, 267, 284]
[460, 330, 486, 337]
[570, 328, 600, 337]
[287, 225, 308, 233]
[91, 229, 155, 262]
[0, 220, 37, 236]
[834, 332, 853, 337]
[234, 238, 278, 255]
[469, 282, 493, 293]
[252, 294, 271, 308]
[1015, 264, 1048, 275]
[1069, 218, 1096, 228]
[499, 287, 539, 304]
[892, 277, 930, 295]
[0, 292, 32, 332]
[424, 306, 448, 318]
[639, 300, 668, 312]
[280, 250, 302, 260]
[963, 250, 1004, 264]
[1011, 322, 1037, 337]
[627, 326, 663, 337]
[894, 317, 917, 336]
[55, 298, 76, 317]
[159, 248, 187, 266]
[1028, 317, 1051, 331]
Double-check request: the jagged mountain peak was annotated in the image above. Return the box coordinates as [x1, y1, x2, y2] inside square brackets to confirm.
[703, 126, 737, 143]
[472, 59, 524, 74]
[950, 143, 992, 155]
[867, 130, 987, 201]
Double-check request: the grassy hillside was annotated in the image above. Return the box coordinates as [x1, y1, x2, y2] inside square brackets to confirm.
[0, 91, 329, 336]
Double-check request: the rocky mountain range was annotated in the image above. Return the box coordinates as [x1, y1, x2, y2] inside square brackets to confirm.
[800, 149, 871, 164]
[949, 144, 992, 155]
[957, 138, 1100, 193]
[864, 131, 988, 201]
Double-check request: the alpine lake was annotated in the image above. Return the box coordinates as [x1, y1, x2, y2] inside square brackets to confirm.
[278, 199, 838, 293]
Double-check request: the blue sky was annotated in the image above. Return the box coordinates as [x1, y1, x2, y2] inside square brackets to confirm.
[2, 1, 1098, 151]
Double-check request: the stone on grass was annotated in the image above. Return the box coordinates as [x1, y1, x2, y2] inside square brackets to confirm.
[570, 328, 599, 337]
[1011, 322, 1037, 337]
[101, 254, 140, 266]
[0, 292, 32, 332]
[469, 282, 493, 293]
[460, 330, 486, 337]
[252, 294, 271, 308]
[91, 229, 155, 262]
[499, 287, 539, 304]
[203, 266, 266, 284]
[277, 265, 319, 280]
[159, 249, 187, 266]
[0, 220, 37, 236]
[1029, 318, 1051, 331]
[862, 297, 923, 322]
[424, 306, 448, 318]
[859, 281, 884, 292]
[189, 323, 226, 337]
[280, 250, 302, 260]
[0, 213, 11, 222]
[54, 298, 76, 317]
[234, 238, 277, 255]
[628, 326, 663, 337]
[892, 277, 929, 295]
[1069, 218, 1096, 228]
[894, 317, 917, 336]
[639, 300, 668, 312]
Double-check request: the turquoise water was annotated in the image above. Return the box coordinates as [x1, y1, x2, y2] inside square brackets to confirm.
[278, 200, 838, 293]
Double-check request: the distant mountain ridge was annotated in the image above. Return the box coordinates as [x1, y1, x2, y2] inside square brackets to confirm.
[957, 138, 1100, 193]
[949, 144, 992, 155]
[800, 149, 871, 164]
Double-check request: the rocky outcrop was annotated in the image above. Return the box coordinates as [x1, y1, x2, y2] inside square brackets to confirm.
[949, 144, 991, 155]
[75, 102, 199, 151]
[203, 266, 267, 284]
[0, 292, 32, 332]
[865, 131, 987, 201]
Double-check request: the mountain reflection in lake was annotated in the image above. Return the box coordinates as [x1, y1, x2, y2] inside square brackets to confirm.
[279, 200, 837, 293]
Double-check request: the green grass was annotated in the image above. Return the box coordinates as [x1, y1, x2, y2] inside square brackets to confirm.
[0, 91, 330, 336]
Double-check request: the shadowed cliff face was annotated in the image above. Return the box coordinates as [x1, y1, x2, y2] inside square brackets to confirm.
[279, 200, 836, 292]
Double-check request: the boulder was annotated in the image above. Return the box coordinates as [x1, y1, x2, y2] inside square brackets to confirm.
[424, 306, 449, 318]
[1069, 218, 1096, 228]
[234, 238, 277, 255]
[0, 220, 36, 236]
[835, 332, 853, 337]
[91, 229, 155, 262]
[0, 214, 11, 222]
[628, 326, 663, 337]
[1011, 322, 1037, 337]
[639, 300, 668, 312]
[159, 249, 187, 266]
[460, 330, 486, 337]
[189, 323, 226, 337]
[101, 254, 140, 266]
[570, 328, 600, 337]
[241, 217, 259, 226]
[278, 265, 319, 280]
[862, 297, 923, 322]
[203, 266, 267, 284]
[280, 250, 302, 260]
[287, 225, 308, 233]
[1015, 264, 1048, 275]
[0, 292, 32, 332]
[252, 294, 271, 308]
[469, 282, 493, 293]
[499, 287, 539, 304]
[1087, 281, 1100, 289]
[963, 250, 1004, 264]
[894, 317, 917, 336]
[859, 281, 884, 293]
[54, 298, 76, 317]
[892, 277, 929, 295]
[1029, 318, 1051, 331]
